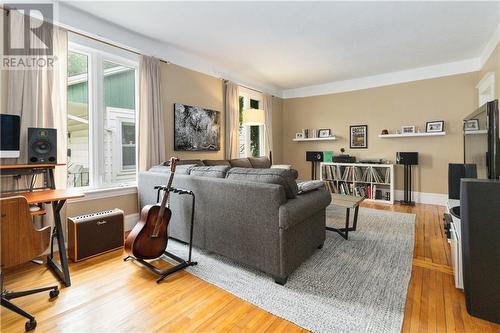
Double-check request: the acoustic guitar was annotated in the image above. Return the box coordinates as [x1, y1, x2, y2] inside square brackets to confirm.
[125, 157, 179, 259]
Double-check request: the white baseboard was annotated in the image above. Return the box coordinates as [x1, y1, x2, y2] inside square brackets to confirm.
[124, 213, 139, 231]
[394, 190, 447, 206]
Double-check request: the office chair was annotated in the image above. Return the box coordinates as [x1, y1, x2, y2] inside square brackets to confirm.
[1, 196, 60, 331]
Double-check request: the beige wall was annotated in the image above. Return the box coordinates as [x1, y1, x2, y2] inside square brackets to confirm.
[160, 63, 284, 163]
[161, 63, 225, 160]
[283, 72, 478, 194]
[478, 42, 500, 100]
[67, 193, 138, 217]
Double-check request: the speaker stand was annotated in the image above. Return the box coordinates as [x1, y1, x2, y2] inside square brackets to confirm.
[400, 164, 415, 206]
[310, 161, 318, 180]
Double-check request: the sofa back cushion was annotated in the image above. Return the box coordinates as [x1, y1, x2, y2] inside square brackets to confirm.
[248, 156, 271, 168]
[229, 158, 253, 168]
[189, 166, 231, 178]
[203, 159, 231, 167]
[226, 167, 299, 199]
[149, 164, 195, 175]
[162, 159, 204, 166]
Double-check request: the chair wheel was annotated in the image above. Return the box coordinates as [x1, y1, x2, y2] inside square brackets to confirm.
[25, 319, 37, 331]
[49, 288, 59, 298]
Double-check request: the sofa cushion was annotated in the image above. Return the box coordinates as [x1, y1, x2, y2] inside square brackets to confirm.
[203, 159, 231, 167]
[248, 156, 271, 168]
[229, 158, 253, 168]
[226, 167, 299, 199]
[149, 164, 195, 175]
[189, 166, 231, 178]
[162, 159, 204, 166]
[297, 180, 325, 194]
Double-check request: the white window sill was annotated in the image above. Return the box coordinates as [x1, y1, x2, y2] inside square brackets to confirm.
[68, 185, 137, 203]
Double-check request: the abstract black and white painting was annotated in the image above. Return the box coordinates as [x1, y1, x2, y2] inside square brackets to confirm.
[174, 103, 220, 151]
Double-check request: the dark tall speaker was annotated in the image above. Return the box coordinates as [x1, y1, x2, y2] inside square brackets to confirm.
[460, 179, 500, 323]
[306, 151, 324, 162]
[396, 152, 418, 205]
[448, 164, 477, 200]
[28, 127, 57, 164]
[396, 152, 418, 165]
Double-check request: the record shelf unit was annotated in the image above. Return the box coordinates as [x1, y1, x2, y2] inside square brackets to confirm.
[320, 162, 395, 204]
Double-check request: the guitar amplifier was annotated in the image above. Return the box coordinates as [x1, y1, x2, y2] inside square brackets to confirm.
[67, 209, 125, 262]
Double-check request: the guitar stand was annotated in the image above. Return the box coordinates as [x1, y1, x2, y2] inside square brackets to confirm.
[124, 186, 197, 283]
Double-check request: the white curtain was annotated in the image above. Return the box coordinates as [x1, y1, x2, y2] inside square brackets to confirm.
[138, 55, 166, 171]
[4, 10, 68, 231]
[263, 93, 273, 163]
[5, 11, 68, 189]
[225, 81, 240, 160]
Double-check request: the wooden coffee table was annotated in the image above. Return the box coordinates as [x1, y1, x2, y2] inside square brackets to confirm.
[328, 194, 365, 240]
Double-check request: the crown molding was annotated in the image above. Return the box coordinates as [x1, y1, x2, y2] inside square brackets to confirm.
[282, 58, 480, 99]
[479, 21, 500, 68]
[56, 2, 283, 97]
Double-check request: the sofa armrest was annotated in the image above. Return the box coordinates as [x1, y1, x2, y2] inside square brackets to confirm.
[279, 188, 332, 230]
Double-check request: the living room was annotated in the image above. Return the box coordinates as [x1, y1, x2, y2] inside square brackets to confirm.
[1, 1, 499, 332]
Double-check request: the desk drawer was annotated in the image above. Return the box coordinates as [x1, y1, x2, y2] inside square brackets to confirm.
[67, 209, 124, 262]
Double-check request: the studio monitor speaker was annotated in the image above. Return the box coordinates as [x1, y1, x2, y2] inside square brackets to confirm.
[306, 151, 323, 162]
[396, 152, 418, 165]
[28, 127, 57, 164]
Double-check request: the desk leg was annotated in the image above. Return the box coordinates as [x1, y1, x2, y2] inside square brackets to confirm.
[47, 200, 71, 287]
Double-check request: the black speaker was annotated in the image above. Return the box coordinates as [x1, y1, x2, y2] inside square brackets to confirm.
[306, 151, 323, 162]
[28, 127, 57, 164]
[396, 152, 418, 165]
[461, 179, 500, 323]
[448, 164, 477, 200]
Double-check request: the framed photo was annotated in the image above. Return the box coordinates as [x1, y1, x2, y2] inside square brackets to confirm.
[295, 132, 304, 139]
[464, 119, 480, 132]
[318, 128, 331, 138]
[426, 121, 444, 133]
[350, 125, 368, 149]
[401, 126, 415, 134]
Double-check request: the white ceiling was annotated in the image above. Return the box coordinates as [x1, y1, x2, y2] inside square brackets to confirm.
[62, 1, 499, 93]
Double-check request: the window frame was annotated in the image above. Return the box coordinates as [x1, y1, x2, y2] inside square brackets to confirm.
[239, 87, 266, 158]
[68, 35, 139, 191]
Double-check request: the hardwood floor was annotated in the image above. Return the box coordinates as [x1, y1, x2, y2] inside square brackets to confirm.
[1, 203, 499, 332]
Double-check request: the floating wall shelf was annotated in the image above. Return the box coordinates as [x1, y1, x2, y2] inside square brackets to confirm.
[292, 137, 337, 142]
[378, 132, 446, 138]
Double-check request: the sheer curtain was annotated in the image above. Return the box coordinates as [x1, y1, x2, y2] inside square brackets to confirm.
[263, 93, 273, 163]
[225, 81, 240, 160]
[138, 55, 166, 171]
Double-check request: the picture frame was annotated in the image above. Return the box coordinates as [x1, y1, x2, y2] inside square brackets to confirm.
[350, 125, 368, 149]
[426, 121, 444, 133]
[318, 128, 332, 138]
[295, 132, 304, 139]
[401, 125, 416, 134]
[464, 119, 480, 132]
[174, 103, 220, 151]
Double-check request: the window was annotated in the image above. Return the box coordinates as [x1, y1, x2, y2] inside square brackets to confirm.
[239, 88, 265, 158]
[67, 37, 138, 189]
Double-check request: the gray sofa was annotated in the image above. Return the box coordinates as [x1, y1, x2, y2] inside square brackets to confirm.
[138, 163, 331, 284]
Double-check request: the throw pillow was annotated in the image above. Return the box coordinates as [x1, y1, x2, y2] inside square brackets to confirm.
[297, 180, 325, 194]
[229, 158, 253, 168]
[248, 156, 271, 168]
[203, 159, 231, 167]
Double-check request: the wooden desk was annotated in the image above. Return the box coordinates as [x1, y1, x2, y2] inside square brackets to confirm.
[15, 189, 84, 287]
[0, 164, 65, 192]
[328, 194, 365, 240]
